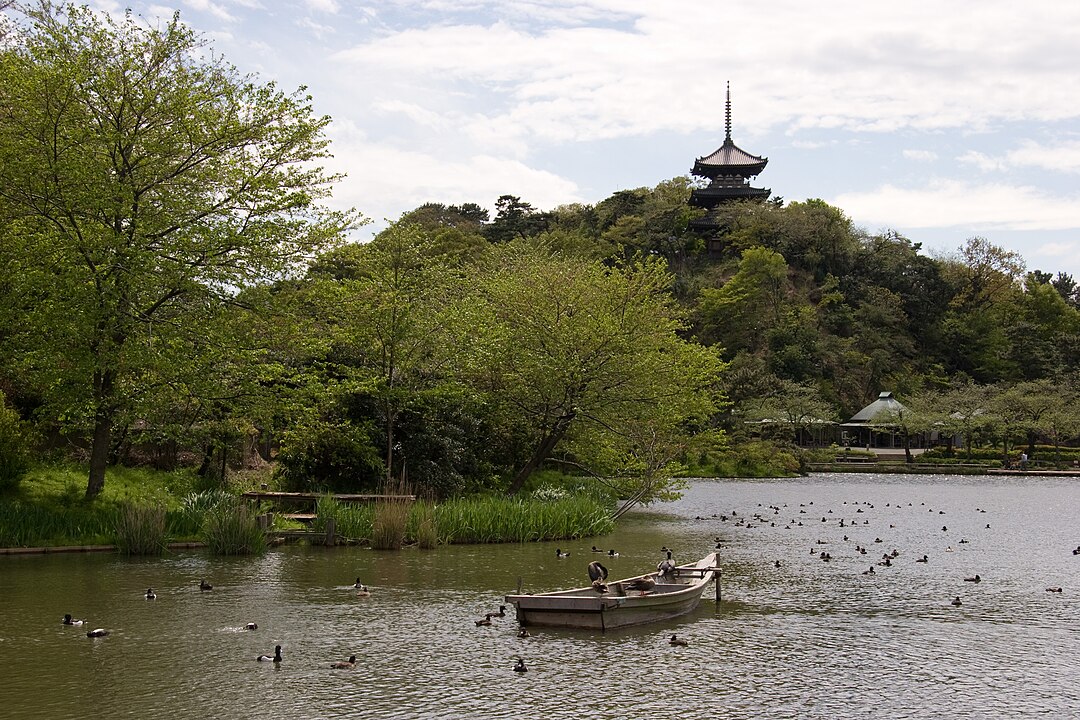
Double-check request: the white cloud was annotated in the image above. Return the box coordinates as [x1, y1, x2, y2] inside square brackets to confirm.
[183, 0, 237, 23]
[833, 179, 1080, 232]
[903, 149, 938, 162]
[323, 121, 583, 234]
[306, 0, 340, 12]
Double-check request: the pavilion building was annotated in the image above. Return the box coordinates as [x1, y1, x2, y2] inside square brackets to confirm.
[688, 83, 770, 251]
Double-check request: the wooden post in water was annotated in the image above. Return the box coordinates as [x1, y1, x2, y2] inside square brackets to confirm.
[715, 568, 721, 602]
[325, 517, 336, 546]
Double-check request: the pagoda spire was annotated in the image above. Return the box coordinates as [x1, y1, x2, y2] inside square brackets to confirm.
[725, 81, 732, 143]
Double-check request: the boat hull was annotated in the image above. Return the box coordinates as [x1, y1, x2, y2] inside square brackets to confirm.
[504, 552, 718, 631]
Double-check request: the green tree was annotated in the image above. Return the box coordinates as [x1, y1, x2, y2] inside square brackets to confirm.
[0, 4, 355, 497]
[697, 246, 789, 355]
[456, 241, 723, 498]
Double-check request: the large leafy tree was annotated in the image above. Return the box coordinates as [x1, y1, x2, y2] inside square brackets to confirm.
[0, 4, 355, 497]
[456, 240, 723, 499]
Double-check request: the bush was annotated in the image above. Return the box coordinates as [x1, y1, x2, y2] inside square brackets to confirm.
[0, 398, 31, 492]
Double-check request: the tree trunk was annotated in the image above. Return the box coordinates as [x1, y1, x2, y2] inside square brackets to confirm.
[85, 370, 115, 499]
[506, 412, 576, 495]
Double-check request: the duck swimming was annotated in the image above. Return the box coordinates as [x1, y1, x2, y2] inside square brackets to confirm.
[608, 549, 620, 557]
[330, 655, 357, 669]
[669, 634, 688, 647]
[513, 658, 528, 673]
[257, 645, 282, 663]
[199, 579, 213, 591]
[475, 615, 493, 627]
[556, 548, 570, 558]
[951, 597, 962, 606]
[517, 628, 531, 638]
[591, 546, 604, 553]
[86, 628, 109, 637]
[62, 614, 84, 626]
[245, 623, 258, 631]
[964, 574, 981, 583]
[145, 588, 157, 600]
[916, 555, 929, 563]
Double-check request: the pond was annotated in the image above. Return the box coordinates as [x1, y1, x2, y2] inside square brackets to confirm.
[2, 473, 1078, 719]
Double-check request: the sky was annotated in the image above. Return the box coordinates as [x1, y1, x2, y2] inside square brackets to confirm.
[31, 1, 1080, 278]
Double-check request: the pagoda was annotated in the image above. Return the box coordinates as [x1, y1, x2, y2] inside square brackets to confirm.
[688, 83, 770, 237]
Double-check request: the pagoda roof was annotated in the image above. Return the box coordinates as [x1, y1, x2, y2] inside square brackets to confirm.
[690, 184, 771, 206]
[693, 138, 768, 176]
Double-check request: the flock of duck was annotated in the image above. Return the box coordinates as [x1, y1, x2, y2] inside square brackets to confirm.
[710, 497, 1073, 605]
[61, 577, 360, 669]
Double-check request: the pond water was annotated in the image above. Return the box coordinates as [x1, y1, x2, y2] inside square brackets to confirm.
[2, 473, 1078, 719]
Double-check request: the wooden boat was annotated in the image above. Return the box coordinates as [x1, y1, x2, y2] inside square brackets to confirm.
[504, 552, 719, 631]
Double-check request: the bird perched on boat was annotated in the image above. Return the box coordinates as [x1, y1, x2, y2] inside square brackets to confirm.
[62, 614, 84, 626]
[669, 634, 688, 647]
[624, 577, 656, 596]
[330, 655, 357, 669]
[245, 623, 258, 631]
[86, 628, 109, 638]
[518, 628, 531, 638]
[588, 561, 609, 593]
[145, 588, 157, 600]
[657, 551, 675, 579]
[513, 658, 528, 672]
[556, 548, 570, 558]
[257, 645, 282, 662]
[199, 579, 213, 591]
[951, 597, 963, 606]
[964, 574, 981, 583]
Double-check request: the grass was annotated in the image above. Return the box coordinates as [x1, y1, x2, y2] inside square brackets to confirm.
[0, 463, 202, 548]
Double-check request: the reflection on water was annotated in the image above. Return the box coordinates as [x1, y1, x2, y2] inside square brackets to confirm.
[1, 474, 1078, 719]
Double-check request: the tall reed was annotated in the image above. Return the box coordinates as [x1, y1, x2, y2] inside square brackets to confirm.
[412, 500, 438, 549]
[371, 479, 412, 550]
[314, 494, 374, 539]
[113, 502, 168, 555]
[201, 498, 266, 555]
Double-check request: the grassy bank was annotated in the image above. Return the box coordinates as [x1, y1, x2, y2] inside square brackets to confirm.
[0, 464, 616, 549]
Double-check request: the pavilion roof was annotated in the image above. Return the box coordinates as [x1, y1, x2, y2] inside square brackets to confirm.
[847, 391, 908, 424]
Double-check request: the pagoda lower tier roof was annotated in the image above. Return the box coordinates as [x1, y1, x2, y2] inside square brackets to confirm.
[692, 138, 768, 178]
[690, 185, 771, 206]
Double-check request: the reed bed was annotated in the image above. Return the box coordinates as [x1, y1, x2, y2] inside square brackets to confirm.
[372, 488, 412, 550]
[433, 495, 614, 544]
[312, 493, 611, 546]
[201, 498, 266, 555]
[412, 501, 438, 549]
[113, 502, 168, 555]
[313, 494, 375, 539]
[0, 501, 115, 547]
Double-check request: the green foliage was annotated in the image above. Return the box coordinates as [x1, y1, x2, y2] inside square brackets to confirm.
[0, 3, 357, 498]
[0, 396, 30, 492]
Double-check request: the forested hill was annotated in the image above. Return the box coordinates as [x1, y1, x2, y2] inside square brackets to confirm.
[400, 179, 1079, 420]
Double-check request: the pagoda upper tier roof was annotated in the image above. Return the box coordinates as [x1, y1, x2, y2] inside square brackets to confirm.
[692, 138, 768, 178]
